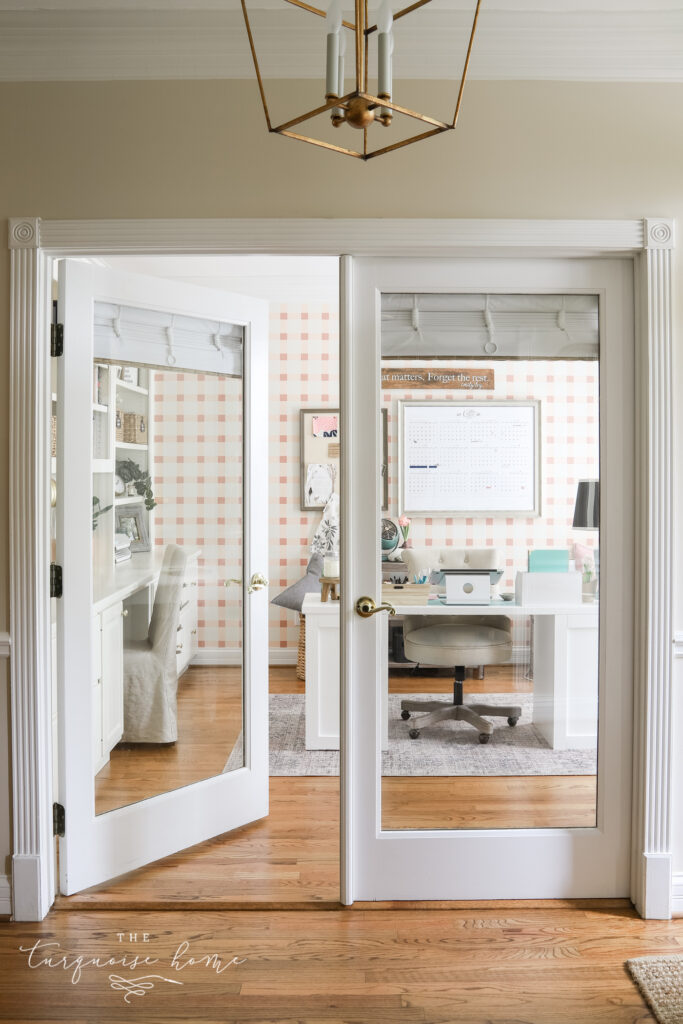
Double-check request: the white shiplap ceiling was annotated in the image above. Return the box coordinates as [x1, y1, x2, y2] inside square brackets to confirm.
[0, 1, 681, 82]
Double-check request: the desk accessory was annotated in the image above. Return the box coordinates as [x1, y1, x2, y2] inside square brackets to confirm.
[442, 568, 502, 605]
[528, 549, 569, 573]
[515, 570, 582, 606]
[320, 576, 340, 602]
[381, 518, 400, 557]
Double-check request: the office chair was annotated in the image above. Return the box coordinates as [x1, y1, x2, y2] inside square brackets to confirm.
[400, 547, 521, 744]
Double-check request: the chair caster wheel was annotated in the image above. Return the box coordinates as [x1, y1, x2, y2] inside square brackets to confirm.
[507, 716, 519, 727]
[401, 710, 411, 720]
[479, 733, 490, 744]
[409, 729, 420, 739]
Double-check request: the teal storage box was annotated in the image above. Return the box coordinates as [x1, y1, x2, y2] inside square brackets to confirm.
[528, 549, 569, 573]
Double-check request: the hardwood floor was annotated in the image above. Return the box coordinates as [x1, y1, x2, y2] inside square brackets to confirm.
[95, 666, 243, 815]
[70, 665, 596, 908]
[384, 663, 596, 829]
[58, 777, 340, 910]
[2, 905, 677, 1022]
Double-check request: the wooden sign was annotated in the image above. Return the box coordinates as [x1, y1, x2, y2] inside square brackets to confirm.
[381, 367, 494, 390]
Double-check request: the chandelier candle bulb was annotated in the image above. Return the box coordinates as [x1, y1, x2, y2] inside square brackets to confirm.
[325, 0, 342, 98]
[333, 30, 346, 123]
[377, 0, 393, 123]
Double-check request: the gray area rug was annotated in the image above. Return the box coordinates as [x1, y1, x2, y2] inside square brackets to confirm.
[626, 955, 683, 1024]
[224, 693, 596, 777]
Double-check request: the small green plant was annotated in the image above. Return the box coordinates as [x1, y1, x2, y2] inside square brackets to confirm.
[92, 496, 113, 531]
[116, 458, 157, 511]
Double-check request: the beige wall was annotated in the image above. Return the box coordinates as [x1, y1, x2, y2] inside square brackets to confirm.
[1, 78, 682, 893]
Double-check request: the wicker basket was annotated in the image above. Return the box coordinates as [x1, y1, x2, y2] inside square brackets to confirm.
[123, 412, 148, 445]
[296, 614, 306, 681]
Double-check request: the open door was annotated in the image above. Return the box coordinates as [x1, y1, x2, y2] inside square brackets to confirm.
[56, 260, 269, 894]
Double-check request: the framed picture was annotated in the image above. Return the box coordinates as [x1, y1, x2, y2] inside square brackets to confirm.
[300, 408, 388, 512]
[114, 503, 150, 553]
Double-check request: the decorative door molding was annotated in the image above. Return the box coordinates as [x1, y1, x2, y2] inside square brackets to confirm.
[630, 217, 676, 919]
[7, 215, 674, 919]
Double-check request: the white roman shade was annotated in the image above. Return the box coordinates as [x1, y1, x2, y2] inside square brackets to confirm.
[381, 293, 599, 359]
[94, 301, 244, 375]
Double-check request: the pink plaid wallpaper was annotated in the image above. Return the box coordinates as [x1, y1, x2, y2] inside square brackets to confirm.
[153, 311, 597, 655]
[383, 360, 599, 592]
[153, 369, 244, 650]
[154, 304, 339, 652]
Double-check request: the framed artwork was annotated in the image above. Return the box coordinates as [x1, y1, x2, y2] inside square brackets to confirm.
[300, 408, 388, 512]
[114, 503, 150, 553]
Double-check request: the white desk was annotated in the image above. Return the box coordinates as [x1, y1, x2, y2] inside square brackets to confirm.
[302, 592, 599, 751]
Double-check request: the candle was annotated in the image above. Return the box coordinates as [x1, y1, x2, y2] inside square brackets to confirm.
[377, 0, 393, 94]
[377, 0, 393, 123]
[336, 30, 346, 107]
[325, 0, 342, 98]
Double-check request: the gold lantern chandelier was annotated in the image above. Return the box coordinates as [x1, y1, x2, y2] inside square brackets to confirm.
[241, 0, 482, 161]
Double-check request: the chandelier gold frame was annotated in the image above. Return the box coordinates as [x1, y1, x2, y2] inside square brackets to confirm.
[241, 0, 482, 160]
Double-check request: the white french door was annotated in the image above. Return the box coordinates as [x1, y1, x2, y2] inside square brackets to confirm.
[343, 256, 634, 901]
[56, 261, 269, 894]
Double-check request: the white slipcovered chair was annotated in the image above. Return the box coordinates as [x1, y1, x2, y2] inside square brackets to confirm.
[399, 547, 520, 744]
[122, 543, 188, 744]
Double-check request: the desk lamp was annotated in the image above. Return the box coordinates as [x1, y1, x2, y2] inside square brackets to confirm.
[572, 479, 600, 580]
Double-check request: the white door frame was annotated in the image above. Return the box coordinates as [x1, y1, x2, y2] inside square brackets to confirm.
[8, 216, 674, 920]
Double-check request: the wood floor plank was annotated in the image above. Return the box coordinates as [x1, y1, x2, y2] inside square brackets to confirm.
[0, 907, 676, 1022]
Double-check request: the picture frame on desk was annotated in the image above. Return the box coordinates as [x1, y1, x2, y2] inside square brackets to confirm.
[114, 503, 150, 553]
[299, 408, 388, 511]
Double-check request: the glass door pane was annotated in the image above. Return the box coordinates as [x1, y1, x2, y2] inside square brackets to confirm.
[379, 292, 600, 830]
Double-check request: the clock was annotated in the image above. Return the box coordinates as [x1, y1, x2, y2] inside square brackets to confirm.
[114, 474, 126, 496]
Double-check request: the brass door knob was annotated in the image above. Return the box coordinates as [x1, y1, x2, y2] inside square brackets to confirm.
[355, 595, 396, 618]
[248, 572, 269, 593]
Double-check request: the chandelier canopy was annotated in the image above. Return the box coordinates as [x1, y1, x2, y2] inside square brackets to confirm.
[241, 0, 482, 161]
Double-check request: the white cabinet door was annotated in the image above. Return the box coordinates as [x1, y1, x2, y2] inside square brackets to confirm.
[101, 601, 124, 756]
[343, 256, 634, 901]
[56, 261, 269, 894]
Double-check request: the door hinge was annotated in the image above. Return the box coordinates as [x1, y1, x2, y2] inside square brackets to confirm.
[50, 563, 63, 599]
[51, 323, 64, 357]
[53, 802, 65, 837]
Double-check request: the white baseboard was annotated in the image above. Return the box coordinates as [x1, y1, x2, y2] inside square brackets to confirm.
[0, 874, 11, 916]
[192, 647, 297, 667]
[671, 871, 683, 916]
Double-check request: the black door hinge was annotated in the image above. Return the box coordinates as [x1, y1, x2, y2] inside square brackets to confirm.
[53, 803, 65, 837]
[50, 563, 63, 599]
[51, 323, 64, 358]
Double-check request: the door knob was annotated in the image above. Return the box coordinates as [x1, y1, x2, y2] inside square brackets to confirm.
[224, 573, 269, 593]
[355, 595, 396, 618]
[248, 572, 269, 594]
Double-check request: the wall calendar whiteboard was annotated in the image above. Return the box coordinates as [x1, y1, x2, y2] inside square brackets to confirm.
[399, 400, 541, 516]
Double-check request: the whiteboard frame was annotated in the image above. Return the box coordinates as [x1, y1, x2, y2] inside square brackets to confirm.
[397, 398, 542, 517]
